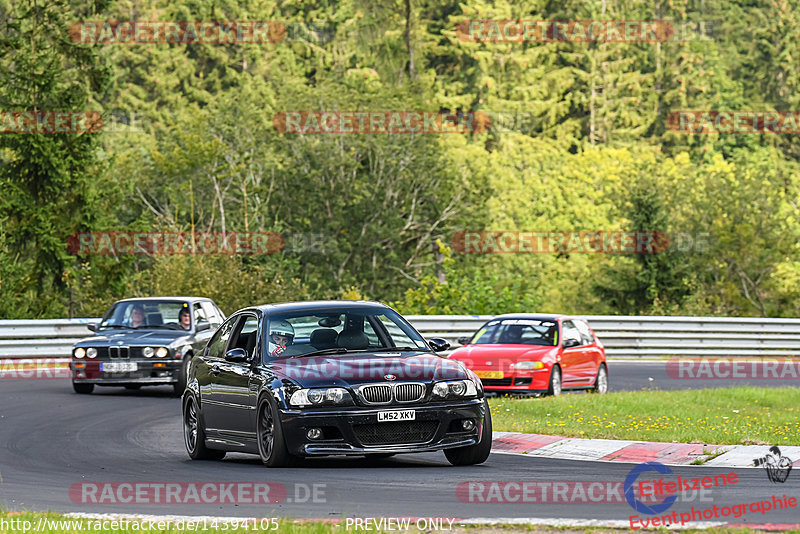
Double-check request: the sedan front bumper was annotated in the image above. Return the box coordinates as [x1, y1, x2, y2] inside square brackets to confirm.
[279, 398, 486, 456]
[70, 359, 181, 384]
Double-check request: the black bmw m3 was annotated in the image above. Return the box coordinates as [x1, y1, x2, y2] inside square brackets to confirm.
[182, 300, 492, 466]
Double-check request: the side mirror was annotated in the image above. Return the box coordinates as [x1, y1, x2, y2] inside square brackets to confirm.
[563, 338, 581, 349]
[457, 336, 472, 346]
[196, 321, 211, 332]
[87, 323, 97, 332]
[428, 338, 451, 352]
[224, 347, 250, 363]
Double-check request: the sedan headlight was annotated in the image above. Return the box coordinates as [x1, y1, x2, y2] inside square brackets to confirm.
[290, 388, 353, 407]
[155, 347, 169, 358]
[143, 347, 154, 358]
[86, 348, 97, 359]
[510, 361, 545, 370]
[73, 347, 86, 359]
[432, 380, 478, 399]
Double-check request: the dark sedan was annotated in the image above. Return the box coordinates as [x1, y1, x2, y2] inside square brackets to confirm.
[70, 297, 225, 396]
[182, 301, 492, 467]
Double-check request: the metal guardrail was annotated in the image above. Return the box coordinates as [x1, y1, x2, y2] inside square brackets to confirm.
[3, 315, 800, 359]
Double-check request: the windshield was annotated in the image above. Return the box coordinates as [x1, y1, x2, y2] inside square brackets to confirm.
[99, 300, 192, 331]
[265, 307, 430, 358]
[470, 318, 558, 346]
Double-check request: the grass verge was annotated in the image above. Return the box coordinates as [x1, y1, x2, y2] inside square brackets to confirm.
[488, 386, 800, 445]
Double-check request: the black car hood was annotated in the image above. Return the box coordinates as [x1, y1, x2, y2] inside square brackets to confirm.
[76, 329, 191, 347]
[271, 352, 469, 388]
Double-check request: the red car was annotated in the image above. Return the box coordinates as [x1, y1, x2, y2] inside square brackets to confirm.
[448, 314, 608, 396]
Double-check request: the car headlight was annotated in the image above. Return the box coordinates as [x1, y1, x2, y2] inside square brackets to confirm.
[155, 347, 169, 358]
[290, 388, 353, 407]
[73, 347, 86, 359]
[432, 380, 478, 399]
[86, 348, 97, 359]
[510, 361, 545, 370]
[143, 347, 154, 358]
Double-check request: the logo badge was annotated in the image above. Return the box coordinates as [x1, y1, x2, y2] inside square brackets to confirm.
[384, 374, 397, 381]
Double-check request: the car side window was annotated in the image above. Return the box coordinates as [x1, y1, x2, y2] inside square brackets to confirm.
[193, 303, 208, 326]
[207, 317, 236, 360]
[228, 315, 259, 360]
[575, 320, 595, 345]
[562, 320, 582, 347]
[201, 302, 224, 328]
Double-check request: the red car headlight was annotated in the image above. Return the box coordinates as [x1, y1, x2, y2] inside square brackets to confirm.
[510, 361, 545, 370]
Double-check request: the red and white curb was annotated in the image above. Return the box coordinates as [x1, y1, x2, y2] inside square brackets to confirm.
[492, 431, 800, 468]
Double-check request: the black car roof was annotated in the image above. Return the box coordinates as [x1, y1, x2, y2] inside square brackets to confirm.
[238, 300, 392, 315]
[114, 296, 213, 303]
[487, 313, 566, 322]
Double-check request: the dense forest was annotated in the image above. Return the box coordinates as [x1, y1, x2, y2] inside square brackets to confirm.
[1, 0, 800, 319]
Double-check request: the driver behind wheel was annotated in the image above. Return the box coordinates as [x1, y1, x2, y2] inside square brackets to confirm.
[269, 320, 295, 357]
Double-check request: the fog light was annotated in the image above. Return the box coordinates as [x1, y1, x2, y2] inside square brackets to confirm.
[307, 428, 323, 440]
[462, 419, 475, 431]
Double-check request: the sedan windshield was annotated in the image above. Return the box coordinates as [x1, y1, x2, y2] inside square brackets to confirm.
[266, 307, 430, 358]
[470, 318, 558, 346]
[98, 300, 190, 331]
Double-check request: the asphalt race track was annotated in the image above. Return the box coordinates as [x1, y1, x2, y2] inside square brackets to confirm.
[1, 371, 797, 525]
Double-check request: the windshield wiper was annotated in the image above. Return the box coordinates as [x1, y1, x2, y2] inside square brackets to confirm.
[366, 346, 425, 353]
[289, 347, 352, 358]
[100, 324, 133, 329]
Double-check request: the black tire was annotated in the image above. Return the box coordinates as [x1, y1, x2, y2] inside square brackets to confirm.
[546, 365, 562, 396]
[591, 364, 608, 394]
[173, 354, 191, 397]
[73, 382, 94, 394]
[124, 385, 141, 390]
[256, 395, 295, 467]
[444, 399, 492, 466]
[183, 397, 226, 461]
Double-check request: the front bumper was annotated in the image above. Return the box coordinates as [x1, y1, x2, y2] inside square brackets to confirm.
[70, 359, 181, 384]
[476, 369, 550, 392]
[279, 398, 485, 456]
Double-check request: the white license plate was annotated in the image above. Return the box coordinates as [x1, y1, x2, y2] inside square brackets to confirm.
[377, 410, 415, 422]
[101, 362, 137, 373]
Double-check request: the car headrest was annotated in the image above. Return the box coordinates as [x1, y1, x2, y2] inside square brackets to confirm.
[310, 328, 338, 349]
[148, 313, 163, 326]
[337, 329, 369, 350]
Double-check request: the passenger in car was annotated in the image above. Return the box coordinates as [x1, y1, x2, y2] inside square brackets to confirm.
[179, 308, 191, 330]
[130, 304, 145, 328]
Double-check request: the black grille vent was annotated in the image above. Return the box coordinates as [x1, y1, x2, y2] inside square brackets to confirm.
[361, 385, 391, 403]
[353, 421, 438, 445]
[394, 383, 425, 402]
[481, 378, 513, 386]
[108, 346, 130, 359]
